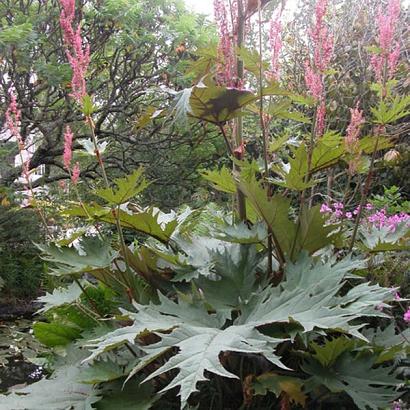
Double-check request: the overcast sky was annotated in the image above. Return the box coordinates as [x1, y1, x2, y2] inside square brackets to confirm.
[183, 0, 302, 20]
[184, 0, 214, 16]
[184, 0, 410, 18]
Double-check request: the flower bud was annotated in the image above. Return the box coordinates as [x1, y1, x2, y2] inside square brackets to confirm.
[384, 149, 400, 164]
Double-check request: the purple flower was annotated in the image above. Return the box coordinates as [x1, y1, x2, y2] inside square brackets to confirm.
[320, 203, 332, 213]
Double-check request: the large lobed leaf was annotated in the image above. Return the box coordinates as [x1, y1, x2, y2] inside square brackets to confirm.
[36, 237, 118, 276]
[84, 253, 395, 408]
[303, 351, 399, 410]
[36, 281, 83, 314]
[95, 168, 149, 205]
[0, 350, 99, 410]
[65, 205, 178, 243]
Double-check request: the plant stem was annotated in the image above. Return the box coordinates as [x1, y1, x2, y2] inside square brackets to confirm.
[17, 150, 51, 238]
[348, 136, 379, 252]
[86, 115, 134, 296]
[74, 277, 103, 317]
[234, 0, 247, 222]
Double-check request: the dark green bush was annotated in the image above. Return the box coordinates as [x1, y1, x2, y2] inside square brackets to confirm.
[0, 202, 44, 300]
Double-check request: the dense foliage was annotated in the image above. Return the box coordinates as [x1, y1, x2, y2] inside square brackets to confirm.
[0, 0, 409, 409]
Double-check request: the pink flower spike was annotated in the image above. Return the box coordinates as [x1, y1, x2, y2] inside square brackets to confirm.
[315, 100, 326, 137]
[345, 102, 365, 150]
[71, 162, 80, 184]
[213, 0, 237, 87]
[388, 43, 400, 78]
[268, 8, 283, 81]
[371, 0, 402, 81]
[5, 91, 23, 144]
[63, 126, 74, 170]
[59, 0, 89, 102]
[404, 309, 410, 322]
[304, 61, 323, 100]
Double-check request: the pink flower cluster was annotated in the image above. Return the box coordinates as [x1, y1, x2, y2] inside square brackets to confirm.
[304, 0, 333, 137]
[370, 0, 401, 81]
[404, 309, 410, 322]
[320, 201, 410, 232]
[62, 125, 80, 184]
[60, 0, 90, 102]
[267, 8, 283, 81]
[5, 91, 31, 183]
[214, 0, 237, 87]
[367, 208, 410, 231]
[304, 62, 323, 101]
[5, 92, 22, 143]
[309, 0, 333, 72]
[345, 102, 365, 175]
[63, 125, 73, 170]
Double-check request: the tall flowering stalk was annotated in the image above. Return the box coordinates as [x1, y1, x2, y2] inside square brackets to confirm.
[5, 91, 49, 234]
[213, 0, 247, 221]
[370, 0, 401, 82]
[349, 0, 402, 252]
[60, 0, 90, 102]
[214, 0, 236, 87]
[304, 0, 333, 138]
[267, 8, 283, 81]
[59, 0, 138, 302]
[345, 102, 365, 175]
[63, 125, 74, 171]
[62, 126, 81, 185]
[6, 92, 33, 192]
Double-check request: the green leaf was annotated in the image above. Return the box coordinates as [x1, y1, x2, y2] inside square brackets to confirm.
[311, 132, 345, 172]
[185, 47, 217, 78]
[271, 144, 317, 191]
[79, 360, 131, 384]
[95, 168, 149, 205]
[269, 133, 290, 153]
[0, 23, 33, 46]
[303, 352, 399, 410]
[371, 95, 410, 124]
[310, 337, 356, 367]
[65, 205, 178, 243]
[238, 172, 296, 256]
[95, 379, 159, 410]
[0, 349, 99, 410]
[82, 95, 95, 116]
[236, 46, 268, 77]
[358, 222, 410, 252]
[36, 237, 118, 276]
[86, 254, 395, 408]
[197, 244, 263, 310]
[189, 85, 255, 123]
[212, 222, 267, 244]
[141, 324, 280, 409]
[253, 373, 306, 406]
[36, 282, 83, 314]
[359, 135, 393, 153]
[33, 322, 82, 347]
[292, 205, 341, 256]
[362, 324, 410, 363]
[201, 166, 236, 193]
[267, 99, 311, 123]
[134, 106, 164, 130]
